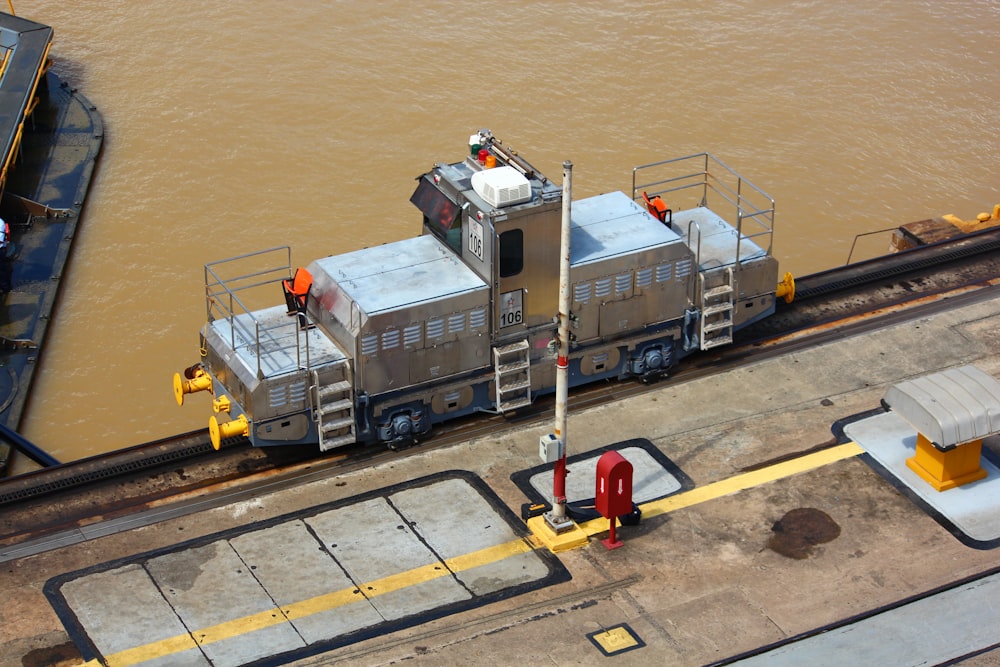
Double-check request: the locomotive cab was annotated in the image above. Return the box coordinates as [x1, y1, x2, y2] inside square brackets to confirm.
[412, 145, 564, 333]
[412, 137, 566, 409]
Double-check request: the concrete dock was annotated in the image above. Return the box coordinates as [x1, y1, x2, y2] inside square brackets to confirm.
[4, 286, 1000, 666]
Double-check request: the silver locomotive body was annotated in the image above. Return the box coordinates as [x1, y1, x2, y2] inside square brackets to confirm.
[177, 134, 779, 450]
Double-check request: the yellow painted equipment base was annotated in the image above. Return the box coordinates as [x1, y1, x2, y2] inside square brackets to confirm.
[906, 433, 987, 492]
[527, 515, 589, 553]
[587, 624, 645, 656]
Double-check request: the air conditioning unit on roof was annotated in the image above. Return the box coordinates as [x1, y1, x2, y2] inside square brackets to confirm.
[471, 166, 531, 208]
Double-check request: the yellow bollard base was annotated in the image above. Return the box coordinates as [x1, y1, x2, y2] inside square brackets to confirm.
[906, 434, 987, 492]
[526, 515, 589, 553]
[906, 456, 987, 492]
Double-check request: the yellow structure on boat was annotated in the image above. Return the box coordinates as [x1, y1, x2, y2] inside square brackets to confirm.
[892, 204, 1000, 251]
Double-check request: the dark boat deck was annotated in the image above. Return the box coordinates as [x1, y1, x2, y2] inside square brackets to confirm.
[0, 13, 52, 182]
[0, 13, 103, 471]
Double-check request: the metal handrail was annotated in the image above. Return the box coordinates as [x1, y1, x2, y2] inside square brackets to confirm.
[202, 246, 313, 379]
[846, 227, 898, 265]
[632, 152, 776, 256]
[686, 219, 702, 305]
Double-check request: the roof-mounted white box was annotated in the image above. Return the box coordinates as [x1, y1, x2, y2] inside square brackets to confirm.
[471, 165, 531, 208]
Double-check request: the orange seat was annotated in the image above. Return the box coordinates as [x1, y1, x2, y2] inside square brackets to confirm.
[642, 191, 672, 226]
[282, 267, 313, 315]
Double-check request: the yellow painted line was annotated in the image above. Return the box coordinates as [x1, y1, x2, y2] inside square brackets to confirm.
[98, 442, 863, 665]
[101, 538, 536, 666]
[281, 584, 366, 622]
[444, 536, 535, 571]
[579, 441, 865, 537]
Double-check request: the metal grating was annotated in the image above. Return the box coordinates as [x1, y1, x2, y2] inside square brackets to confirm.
[0, 433, 246, 506]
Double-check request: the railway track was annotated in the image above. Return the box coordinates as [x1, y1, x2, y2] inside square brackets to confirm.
[1, 228, 999, 552]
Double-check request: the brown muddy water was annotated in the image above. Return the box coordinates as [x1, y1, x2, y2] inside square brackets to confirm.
[7, 1, 999, 471]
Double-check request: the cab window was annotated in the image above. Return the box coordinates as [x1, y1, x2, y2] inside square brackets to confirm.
[499, 229, 523, 277]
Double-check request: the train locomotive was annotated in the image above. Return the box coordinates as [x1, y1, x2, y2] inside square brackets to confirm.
[173, 130, 788, 451]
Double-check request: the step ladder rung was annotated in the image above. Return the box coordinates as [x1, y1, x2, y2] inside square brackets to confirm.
[703, 285, 732, 298]
[702, 321, 733, 333]
[319, 380, 351, 397]
[499, 397, 532, 411]
[498, 360, 529, 374]
[318, 398, 352, 414]
[319, 433, 356, 450]
[702, 335, 733, 349]
[321, 416, 354, 433]
[500, 379, 530, 393]
[702, 303, 733, 316]
[494, 340, 530, 356]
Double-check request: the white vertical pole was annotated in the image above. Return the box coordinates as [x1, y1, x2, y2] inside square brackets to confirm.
[550, 160, 573, 521]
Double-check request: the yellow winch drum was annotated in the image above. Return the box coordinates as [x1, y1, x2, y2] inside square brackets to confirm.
[209, 414, 249, 451]
[173, 368, 212, 406]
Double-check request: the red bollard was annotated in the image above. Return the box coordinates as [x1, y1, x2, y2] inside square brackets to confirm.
[595, 451, 633, 550]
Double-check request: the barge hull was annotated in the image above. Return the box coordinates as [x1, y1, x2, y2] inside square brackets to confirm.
[0, 20, 104, 471]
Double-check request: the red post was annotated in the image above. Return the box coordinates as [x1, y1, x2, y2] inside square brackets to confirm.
[553, 452, 567, 508]
[606, 512, 619, 548]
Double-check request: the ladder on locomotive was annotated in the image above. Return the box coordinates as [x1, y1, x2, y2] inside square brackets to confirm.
[698, 266, 734, 350]
[494, 339, 531, 412]
[310, 365, 356, 451]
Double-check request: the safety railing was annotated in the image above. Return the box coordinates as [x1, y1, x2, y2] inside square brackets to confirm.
[632, 152, 776, 260]
[203, 246, 311, 379]
[845, 227, 900, 265]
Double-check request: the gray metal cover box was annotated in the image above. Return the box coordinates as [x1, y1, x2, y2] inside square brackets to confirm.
[569, 192, 693, 339]
[571, 191, 686, 266]
[883, 365, 1000, 448]
[309, 235, 491, 395]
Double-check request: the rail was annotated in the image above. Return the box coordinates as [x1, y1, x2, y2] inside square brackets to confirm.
[203, 246, 311, 379]
[632, 152, 776, 259]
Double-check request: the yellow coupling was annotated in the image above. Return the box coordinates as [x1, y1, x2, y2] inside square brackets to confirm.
[209, 414, 249, 451]
[776, 271, 796, 304]
[213, 395, 231, 414]
[173, 366, 213, 406]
